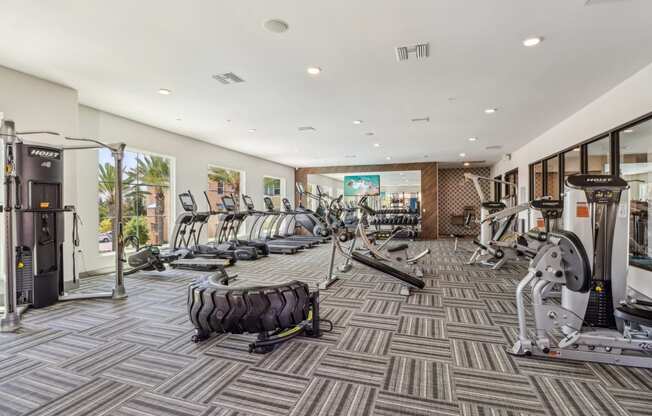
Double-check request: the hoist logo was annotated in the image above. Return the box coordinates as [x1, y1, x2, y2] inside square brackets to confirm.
[586, 177, 609, 183]
[28, 147, 61, 160]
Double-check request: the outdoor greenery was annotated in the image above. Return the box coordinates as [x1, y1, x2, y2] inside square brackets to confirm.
[208, 166, 240, 192]
[98, 151, 170, 251]
[124, 216, 150, 246]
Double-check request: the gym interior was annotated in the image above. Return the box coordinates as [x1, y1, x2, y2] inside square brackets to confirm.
[1, 2, 652, 415]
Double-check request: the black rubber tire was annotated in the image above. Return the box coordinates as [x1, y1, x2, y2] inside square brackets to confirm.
[187, 277, 311, 336]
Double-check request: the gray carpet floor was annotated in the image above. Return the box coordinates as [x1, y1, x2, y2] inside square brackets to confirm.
[1, 240, 651, 416]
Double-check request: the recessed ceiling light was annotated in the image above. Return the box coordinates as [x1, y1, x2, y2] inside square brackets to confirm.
[463, 162, 471, 167]
[484, 108, 497, 114]
[386, 156, 392, 160]
[264, 19, 289, 33]
[459, 152, 466, 157]
[623, 129, 634, 133]
[176, 117, 182, 121]
[353, 120, 363, 125]
[468, 137, 477, 142]
[523, 37, 543, 47]
[307, 67, 322, 75]
[365, 132, 375, 136]
[158, 88, 171, 95]
[248, 129, 256, 133]
[373, 143, 381, 147]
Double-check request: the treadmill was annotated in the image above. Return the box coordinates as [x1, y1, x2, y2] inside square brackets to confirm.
[276, 197, 329, 244]
[262, 197, 317, 248]
[206, 191, 269, 257]
[179, 191, 257, 261]
[240, 194, 300, 254]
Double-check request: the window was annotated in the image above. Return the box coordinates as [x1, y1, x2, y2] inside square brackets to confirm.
[98, 149, 172, 252]
[532, 162, 543, 200]
[505, 169, 518, 202]
[263, 177, 282, 209]
[545, 156, 560, 199]
[494, 175, 502, 202]
[563, 147, 581, 193]
[207, 166, 242, 241]
[586, 136, 611, 174]
[619, 119, 652, 271]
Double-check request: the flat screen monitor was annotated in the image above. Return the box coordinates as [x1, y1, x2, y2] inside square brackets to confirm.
[344, 175, 380, 196]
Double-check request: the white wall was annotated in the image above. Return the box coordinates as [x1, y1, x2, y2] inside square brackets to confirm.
[0, 65, 295, 290]
[492, 62, 652, 198]
[78, 106, 296, 272]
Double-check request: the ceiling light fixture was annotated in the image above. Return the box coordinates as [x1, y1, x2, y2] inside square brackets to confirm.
[353, 120, 363, 125]
[307, 67, 322, 75]
[264, 19, 289, 33]
[373, 143, 381, 147]
[248, 129, 256, 133]
[459, 152, 466, 157]
[463, 162, 471, 167]
[158, 88, 171, 95]
[624, 129, 634, 133]
[365, 132, 375, 136]
[176, 117, 182, 121]
[386, 156, 392, 161]
[523, 37, 543, 47]
[484, 108, 497, 114]
[468, 137, 477, 142]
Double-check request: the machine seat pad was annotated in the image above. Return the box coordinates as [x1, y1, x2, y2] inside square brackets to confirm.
[387, 243, 409, 253]
[615, 304, 652, 327]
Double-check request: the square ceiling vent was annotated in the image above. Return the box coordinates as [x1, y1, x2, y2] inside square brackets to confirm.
[212, 72, 245, 84]
[396, 43, 430, 62]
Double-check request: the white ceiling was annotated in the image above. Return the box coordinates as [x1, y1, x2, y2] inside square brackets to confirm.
[322, 171, 422, 187]
[2, 0, 652, 167]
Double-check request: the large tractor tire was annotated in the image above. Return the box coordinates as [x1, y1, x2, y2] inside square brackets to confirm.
[187, 276, 311, 341]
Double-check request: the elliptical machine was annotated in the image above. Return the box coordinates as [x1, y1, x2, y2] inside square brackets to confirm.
[511, 174, 652, 367]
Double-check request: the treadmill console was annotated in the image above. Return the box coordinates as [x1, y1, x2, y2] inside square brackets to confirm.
[242, 195, 255, 210]
[282, 198, 293, 212]
[178, 192, 196, 213]
[566, 175, 628, 204]
[221, 195, 236, 212]
[263, 196, 275, 211]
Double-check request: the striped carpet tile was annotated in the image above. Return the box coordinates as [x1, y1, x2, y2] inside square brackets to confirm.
[158, 330, 226, 356]
[320, 296, 366, 310]
[458, 401, 535, 416]
[529, 375, 629, 416]
[102, 349, 196, 388]
[60, 341, 146, 376]
[485, 299, 520, 314]
[442, 287, 479, 299]
[399, 303, 447, 318]
[514, 356, 596, 381]
[374, 391, 458, 416]
[319, 307, 353, 327]
[608, 388, 652, 416]
[203, 334, 267, 365]
[360, 299, 401, 315]
[375, 282, 403, 293]
[27, 378, 140, 416]
[454, 368, 545, 414]
[332, 287, 368, 299]
[365, 290, 410, 303]
[451, 339, 518, 373]
[313, 349, 389, 386]
[125, 304, 187, 323]
[586, 362, 652, 390]
[117, 322, 190, 348]
[348, 312, 400, 331]
[475, 282, 513, 294]
[289, 377, 376, 416]
[0, 354, 46, 382]
[0, 366, 90, 416]
[155, 357, 245, 403]
[442, 297, 488, 309]
[46, 312, 122, 332]
[383, 355, 453, 401]
[446, 322, 507, 344]
[0, 328, 65, 354]
[337, 327, 392, 355]
[17, 333, 106, 365]
[389, 334, 451, 361]
[445, 307, 493, 325]
[438, 273, 472, 283]
[81, 316, 146, 340]
[488, 312, 535, 327]
[338, 279, 377, 290]
[109, 391, 210, 416]
[406, 293, 442, 306]
[397, 316, 446, 338]
[256, 341, 328, 377]
[216, 368, 309, 416]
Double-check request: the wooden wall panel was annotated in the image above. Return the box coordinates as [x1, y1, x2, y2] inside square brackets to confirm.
[295, 162, 439, 239]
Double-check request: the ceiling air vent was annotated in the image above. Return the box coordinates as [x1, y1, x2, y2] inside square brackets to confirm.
[485, 145, 503, 150]
[411, 117, 430, 123]
[298, 126, 316, 132]
[395, 43, 430, 62]
[212, 72, 245, 84]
